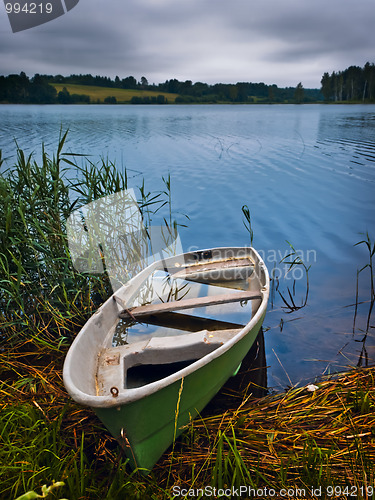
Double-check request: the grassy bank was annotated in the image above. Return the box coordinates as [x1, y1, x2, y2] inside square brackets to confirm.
[2, 360, 375, 499]
[51, 84, 178, 104]
[157, 368, 375, 498]
[1, 138, 374, 499]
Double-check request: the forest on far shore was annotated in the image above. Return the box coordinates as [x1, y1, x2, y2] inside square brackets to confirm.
[0, 62, 374, 104]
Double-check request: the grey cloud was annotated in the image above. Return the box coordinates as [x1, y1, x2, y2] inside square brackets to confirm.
[0, 0, 374, 87]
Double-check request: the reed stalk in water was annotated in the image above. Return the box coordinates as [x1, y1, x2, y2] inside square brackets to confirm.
[353, 232, 375, 367]
[241, 204, 254, 246]
[278, 240, 311, 312]
[354, 232, 375, 334]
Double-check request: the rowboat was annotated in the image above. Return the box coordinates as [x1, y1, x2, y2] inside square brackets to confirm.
[63, 246, 269, 470]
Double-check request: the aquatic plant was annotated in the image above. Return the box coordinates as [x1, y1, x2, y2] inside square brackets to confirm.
[0, 132, 184, 348]
[278, 240, 311, 313]
[15, 481, 66, 500]
[241, 204, 254, 246]
[354, 232, 375, 331]
[353, 232, 375, 366]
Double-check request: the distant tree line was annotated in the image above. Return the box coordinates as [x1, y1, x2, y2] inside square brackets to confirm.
[156, 80, 322, 103]
[46, 73, 141, 90]
[130, 95, 168, 104]
[0, 72, 57, 103]
[0, 73, 91, 104]
[1, 64, 374, 105]
[56, 86, 90, 104]
[0, 72, 323, 104]
[40, 73, 322, 102]
[321, 62, 375, 102]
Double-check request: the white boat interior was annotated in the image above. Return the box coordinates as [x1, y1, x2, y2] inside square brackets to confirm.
[98, 251, 265, 393]
[63, 248, 269, 406]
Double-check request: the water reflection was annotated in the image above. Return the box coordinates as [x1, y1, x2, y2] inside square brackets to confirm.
[112, 269, 255, 346]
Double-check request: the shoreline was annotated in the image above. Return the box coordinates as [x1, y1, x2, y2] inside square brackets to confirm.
[2, 101, 375, 106]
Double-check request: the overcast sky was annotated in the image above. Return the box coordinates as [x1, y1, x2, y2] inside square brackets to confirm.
[0, 0, 374, 88]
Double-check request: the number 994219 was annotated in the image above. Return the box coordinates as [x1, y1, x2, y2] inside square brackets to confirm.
[5, 3, 53, 14]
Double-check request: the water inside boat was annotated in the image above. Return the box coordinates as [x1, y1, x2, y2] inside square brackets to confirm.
[112, 268, 257, 347]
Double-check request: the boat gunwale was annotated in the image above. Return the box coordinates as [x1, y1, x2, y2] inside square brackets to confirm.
[63, 246, 269, 408]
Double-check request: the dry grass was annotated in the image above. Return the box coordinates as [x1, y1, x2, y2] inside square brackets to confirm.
[2, 343, 375, 498]
[155, 367, 375, 498]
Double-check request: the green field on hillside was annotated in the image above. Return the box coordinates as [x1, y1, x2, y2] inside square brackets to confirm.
[52, 83, 178, 103]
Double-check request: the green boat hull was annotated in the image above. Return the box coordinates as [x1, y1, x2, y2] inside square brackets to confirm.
[64, 247, 269, 471]
[95, 311, 266, 471]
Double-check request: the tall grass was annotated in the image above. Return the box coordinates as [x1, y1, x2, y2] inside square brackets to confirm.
[0, 132, 99, 350]
[0, 132, 182, 348]
[3, 367, 375, 499]
[0, 134, 184, 499]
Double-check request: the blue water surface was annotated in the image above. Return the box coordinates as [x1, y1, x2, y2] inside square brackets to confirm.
[1, 103, 375, 389]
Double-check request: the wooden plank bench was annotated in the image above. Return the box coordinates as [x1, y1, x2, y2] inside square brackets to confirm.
[119, 290, 262, 319]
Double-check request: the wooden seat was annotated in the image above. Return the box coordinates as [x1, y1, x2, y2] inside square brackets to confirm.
[119, 290, 262, 319]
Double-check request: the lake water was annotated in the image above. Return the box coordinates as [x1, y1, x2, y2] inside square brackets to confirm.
[1, 103, 375, 390]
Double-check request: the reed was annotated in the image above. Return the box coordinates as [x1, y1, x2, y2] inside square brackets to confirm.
[0, 135, 184, 499]
[241, 204, 254, 246]
[354, 233, 375, 334]
[353, 233, 375, 367]
[0, 132, 182, 346]
[278, 240, 311, 312]
[0, 131, 98, 350]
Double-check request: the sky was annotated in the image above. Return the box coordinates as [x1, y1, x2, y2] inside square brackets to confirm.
[0, 0, 374, 89]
